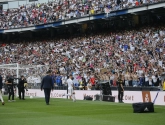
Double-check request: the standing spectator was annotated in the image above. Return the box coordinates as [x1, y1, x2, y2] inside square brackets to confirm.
[139, 73, 145, 86]
[128, 72, 133, 86]
[90, 73, 96, 86]
[62, 73, 68, 86]
[0, 73, 5, 105]
[51, 72, 56, 86]
[145, 72, 149, 86]
[132, 72, 139, 87]
[152, 72, 158, 86]
[55, 73, 62, 86]
[162, 79, 165, 91]
[113, 72, 118, 86]
[110, 72, 114, 86]
[41, 70, 54, 105]
[148, 76, 153, 86]
[81, 74, 87, 90]
[73, 72, 79, 87]
[154, 74, 159, 86]
[124, 71, 129, 86]
[87, 82, 92, 90]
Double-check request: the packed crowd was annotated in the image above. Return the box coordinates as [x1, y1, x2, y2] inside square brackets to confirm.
[0, 24, 165, 89]
[0, 0, 162, 29]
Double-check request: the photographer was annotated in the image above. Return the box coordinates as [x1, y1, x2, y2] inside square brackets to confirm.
[6, 75, 15, 102]
[18, 76, 27, 100]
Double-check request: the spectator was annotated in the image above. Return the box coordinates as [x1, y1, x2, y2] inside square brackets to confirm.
[55, 73, 62, 86]
[90, 73, 96, 86]
[0, 23, 165, 91]
[0, 0, 161, 29]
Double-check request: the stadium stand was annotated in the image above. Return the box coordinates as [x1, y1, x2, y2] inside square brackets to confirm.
[0, 0, 163, 29]
[0, 0, 165, 91]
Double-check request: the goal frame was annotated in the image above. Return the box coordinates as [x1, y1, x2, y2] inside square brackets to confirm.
[0, 63, 47, 97]
[0, 63, 46, 79]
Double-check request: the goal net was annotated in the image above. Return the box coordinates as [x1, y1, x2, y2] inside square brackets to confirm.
[0, 63, 49, 96]
[0, 63, 49, 85]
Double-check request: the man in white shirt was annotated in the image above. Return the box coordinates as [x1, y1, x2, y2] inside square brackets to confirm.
[152, 73, 157, 86]
[63, 75, 76, 102]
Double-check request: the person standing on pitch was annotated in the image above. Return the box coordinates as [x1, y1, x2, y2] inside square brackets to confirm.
[18, 76, 27, 100]
[63, 74, 76, 102]
[6, 75, 15, 102]
[117, 74, 124, 103]
[41, 70, 54, 105]
[0, 73, 5, 105]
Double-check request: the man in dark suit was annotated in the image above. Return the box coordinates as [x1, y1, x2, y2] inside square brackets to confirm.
[0, 73, 5, 105]
[18, 76, 27, 100]
[41, 70, 54, 105]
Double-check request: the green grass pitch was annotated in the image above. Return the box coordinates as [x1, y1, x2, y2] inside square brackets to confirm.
[0, 96, 164, 125]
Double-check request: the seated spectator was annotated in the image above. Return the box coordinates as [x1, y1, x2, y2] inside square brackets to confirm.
[0, 0, 161, 29]
[0, 23, 165, 90]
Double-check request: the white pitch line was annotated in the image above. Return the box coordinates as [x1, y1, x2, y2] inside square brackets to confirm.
[0, 112, 38, 115]
[0, 108, 130, 115]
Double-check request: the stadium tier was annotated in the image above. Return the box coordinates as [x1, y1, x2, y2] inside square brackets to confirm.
[0, 0, 165, 31]
[0, 0, 165, 100]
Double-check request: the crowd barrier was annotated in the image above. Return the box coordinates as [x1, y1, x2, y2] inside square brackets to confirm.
[25, 89, 165, 106]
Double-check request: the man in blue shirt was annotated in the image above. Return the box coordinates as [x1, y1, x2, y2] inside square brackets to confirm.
[55, 73, 62, 86]
[123, 44, 128, 51]
[139, 74, 145, 86]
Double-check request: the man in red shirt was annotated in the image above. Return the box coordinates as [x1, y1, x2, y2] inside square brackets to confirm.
[90, 74, 95, 86]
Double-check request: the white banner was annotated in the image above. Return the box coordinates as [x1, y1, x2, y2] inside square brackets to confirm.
[25, 90, 66, 98]
[25, 89, 165, 105]
[150, 91, 165, 105]
[112, 91, 143, 103]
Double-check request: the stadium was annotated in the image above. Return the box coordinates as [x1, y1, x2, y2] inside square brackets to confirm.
[0, 0, 165, 125]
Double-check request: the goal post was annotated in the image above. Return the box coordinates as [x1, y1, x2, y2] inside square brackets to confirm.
[0, 63, 48, 78]
[0, 63, 49, 96]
